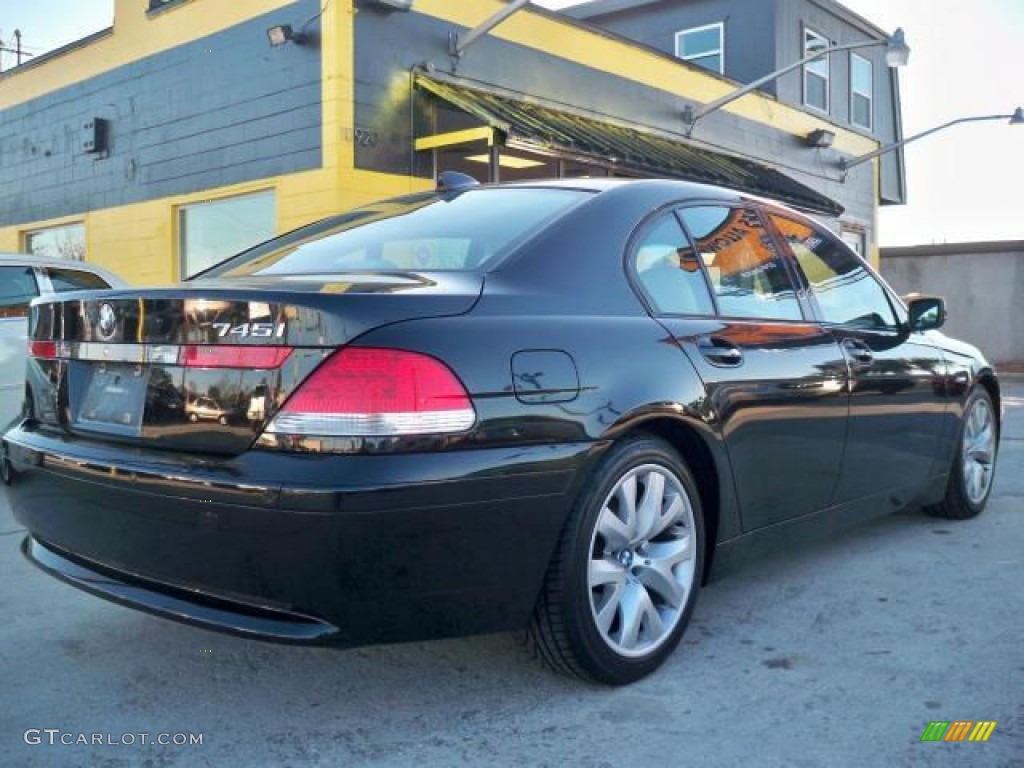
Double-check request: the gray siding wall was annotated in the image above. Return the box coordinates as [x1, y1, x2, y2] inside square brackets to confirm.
[775, 0, 903, 203]
[573, 0, 778, 92]
[354, 8, 873, 237]
[881, 243, 1024, 365]
[575, 0, 905, 204]
[0, 0, 322, 228]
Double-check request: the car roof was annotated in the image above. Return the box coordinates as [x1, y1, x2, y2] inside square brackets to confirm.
[0, 252, 128, 287]
[451, 177, 810, 216]
[484, 177, 743, 199]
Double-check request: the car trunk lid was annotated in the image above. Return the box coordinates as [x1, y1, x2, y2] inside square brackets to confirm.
[26, 272, 482, 455]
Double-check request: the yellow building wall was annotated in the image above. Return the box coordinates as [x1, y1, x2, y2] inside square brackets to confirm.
[0, 0, 424, 284]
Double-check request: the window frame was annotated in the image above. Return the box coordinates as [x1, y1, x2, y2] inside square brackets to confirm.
[147, 0, 190, 16]
[767, 211, 901, 331]
[675, 203, 811, 323]
[849, 52, 873, 130]
[802, 26, 831, 114]
[0, 266, 41, 320]
[23, 221, 87, 262]
[43, 267, 112, 294]
[625, 207, 718, 318]
[674, 22, 725, 75]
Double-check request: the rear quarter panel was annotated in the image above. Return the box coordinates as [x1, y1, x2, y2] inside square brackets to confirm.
[355, 305, 741, 546]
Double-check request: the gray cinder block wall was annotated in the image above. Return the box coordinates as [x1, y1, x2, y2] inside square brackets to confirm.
[880, 241, 1024, 367]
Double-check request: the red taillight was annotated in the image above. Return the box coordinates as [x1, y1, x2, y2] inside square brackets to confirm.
[180, 345, 291, 369]
[265, 347, 476, 437]
[28, 340, 57, 359]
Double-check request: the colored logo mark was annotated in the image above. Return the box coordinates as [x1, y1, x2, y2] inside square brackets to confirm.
[920, 721, 997, 742]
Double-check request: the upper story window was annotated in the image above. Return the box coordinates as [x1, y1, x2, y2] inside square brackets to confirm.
[148, 0, 186, 12]
[850, 53, 873, 130]
[679, 206, 803, 321]
[25, 222, 86, 261]
[675, 22, 724, 74]
[803, 28, 830, 113]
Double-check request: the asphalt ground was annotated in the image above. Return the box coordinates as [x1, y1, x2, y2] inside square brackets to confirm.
[1, 382, 1021, 767]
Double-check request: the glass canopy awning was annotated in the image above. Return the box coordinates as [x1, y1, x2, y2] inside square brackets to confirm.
[414, 75, 844, 217]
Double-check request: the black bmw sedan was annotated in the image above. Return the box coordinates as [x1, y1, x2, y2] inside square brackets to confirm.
[3, 178, 1000, 685]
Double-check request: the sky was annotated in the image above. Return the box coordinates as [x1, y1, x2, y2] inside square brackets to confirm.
[1, 0, 1021, 246]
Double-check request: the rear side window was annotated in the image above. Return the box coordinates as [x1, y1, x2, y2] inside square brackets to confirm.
[206, 188, 591, 277]
[46, 268, 110, 293]
[680, 206, 803, 321]
[769, 214, 897, 329]
[0, 266, 39, 319]
[633, 214, 715, 316]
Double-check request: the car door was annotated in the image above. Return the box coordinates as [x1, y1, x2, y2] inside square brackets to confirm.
[767, 213, 947, 504]
[0, 265, 42, 431]
[632, 205, 849, 532]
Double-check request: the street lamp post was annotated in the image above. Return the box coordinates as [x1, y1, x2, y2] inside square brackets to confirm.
[838, 107, 1024, 180]
[682, 28, 910, 137]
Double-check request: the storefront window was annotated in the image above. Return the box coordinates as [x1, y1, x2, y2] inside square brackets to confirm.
[25, 222, 86, 261]
[179, 191, 276, 278]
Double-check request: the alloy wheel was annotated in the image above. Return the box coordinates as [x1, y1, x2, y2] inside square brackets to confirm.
[962, 396, 996, 505]
[587, 463, 697, 658]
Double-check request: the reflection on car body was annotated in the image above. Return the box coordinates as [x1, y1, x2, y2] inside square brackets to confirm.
[3, 178, 1000, 685]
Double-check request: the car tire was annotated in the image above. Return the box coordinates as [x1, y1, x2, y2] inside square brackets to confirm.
[189, 413, 198, 422]
[926, 387, 998, 520]
[529, 435, 704, 685]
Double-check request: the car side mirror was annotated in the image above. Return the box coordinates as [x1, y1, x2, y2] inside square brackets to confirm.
[905, 295, 946, 332]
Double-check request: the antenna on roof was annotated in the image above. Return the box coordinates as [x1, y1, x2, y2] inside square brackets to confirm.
[436, 171, 480, 194]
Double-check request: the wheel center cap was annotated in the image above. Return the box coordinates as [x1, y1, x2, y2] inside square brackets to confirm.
[617, 550, 634, 567]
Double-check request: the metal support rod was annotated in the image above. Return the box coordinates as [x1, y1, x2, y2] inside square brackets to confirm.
[684, 38, 890, 137]
[0, 29, 34, 72]
[450, 0, 531, 58]
[839, 113, 1021, 175]
[489, 144, 501, 184]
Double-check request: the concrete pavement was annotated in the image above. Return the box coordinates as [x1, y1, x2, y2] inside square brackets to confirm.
[1, 383, 1021, 767]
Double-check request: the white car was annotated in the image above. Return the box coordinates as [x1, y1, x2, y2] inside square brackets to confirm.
[1, 254, 126, 477]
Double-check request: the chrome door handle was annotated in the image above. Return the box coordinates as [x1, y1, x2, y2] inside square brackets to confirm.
[698, 337, 744, 366]
[842, 338, 874, 366]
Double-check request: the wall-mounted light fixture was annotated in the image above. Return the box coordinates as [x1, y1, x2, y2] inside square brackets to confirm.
[838, 106, 1023, 180]
[363, 0, 415, 10]
[682, 28, 910, 137]
[805, 128, 835, 148]
[267, 24, 307, 47]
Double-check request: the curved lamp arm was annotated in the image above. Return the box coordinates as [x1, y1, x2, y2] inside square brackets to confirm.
[839, 107, 1024, 179]
[683, 29, 909, 137]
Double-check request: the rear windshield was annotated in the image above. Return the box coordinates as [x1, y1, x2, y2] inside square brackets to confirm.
[201, 188, 590, 278]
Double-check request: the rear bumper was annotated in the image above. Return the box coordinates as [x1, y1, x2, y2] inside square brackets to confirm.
[24, 536, 337, 642]
[5, 424, 595, 646]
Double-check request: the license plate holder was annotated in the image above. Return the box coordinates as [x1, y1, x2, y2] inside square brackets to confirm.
[75, 363, 151, 436]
